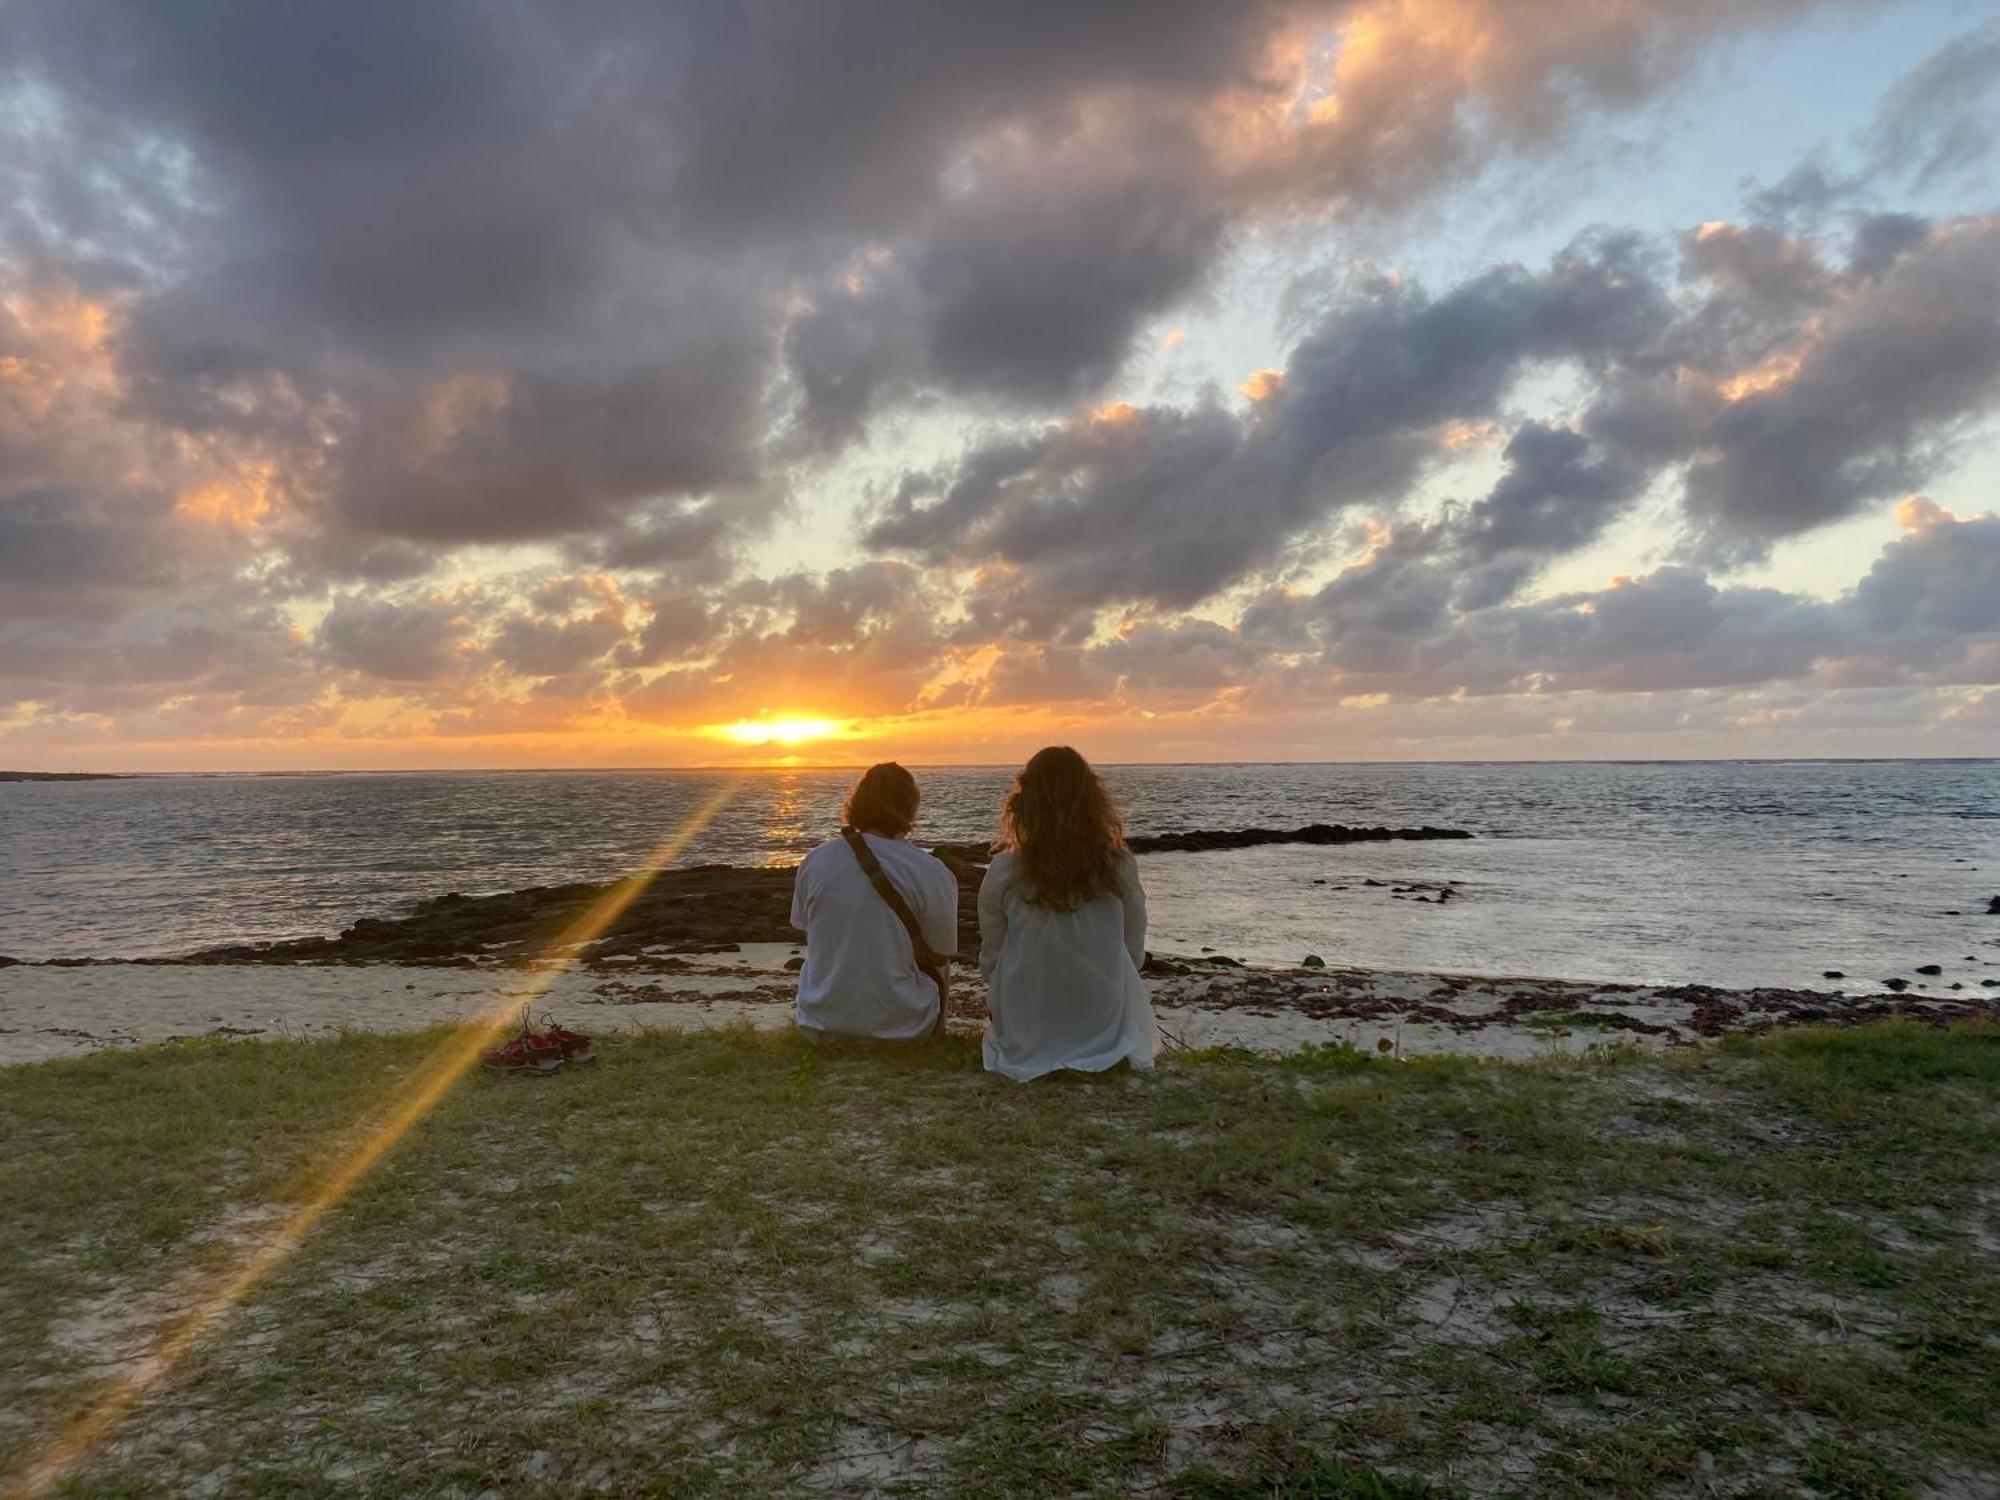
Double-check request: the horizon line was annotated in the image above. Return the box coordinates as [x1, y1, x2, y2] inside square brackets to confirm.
[7, 754, 1998, 778]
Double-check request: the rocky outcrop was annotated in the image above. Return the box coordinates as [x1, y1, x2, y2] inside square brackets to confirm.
[929, 822, 1472, 863]
[173, 822, 1476, 966]
[185, 865, 803, 965]
[183, 859, 990, 966]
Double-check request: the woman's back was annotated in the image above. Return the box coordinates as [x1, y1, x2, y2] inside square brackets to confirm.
[978, 848, 1156, 1081]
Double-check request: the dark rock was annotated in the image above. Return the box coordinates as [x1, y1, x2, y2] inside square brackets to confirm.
[1915, 964, 1943, 976]
[1883, 978, 1909, 992]
[934, 823, 1473, 863]
[1822, 970, 1845, 980]
[1311, 879, 1327, 885]
[1987, 896, 2000, 915]
[1127, 822, 1474, 854]
[182, 864, 859, 964]
[0, 955, 18, 967]
[1141, 953, 1192, 977]
[928, 839, 999, 865]
[1302, 954, 1325, 968]
[1364, 879, 1386, 887]
[783, 956, 804, 972]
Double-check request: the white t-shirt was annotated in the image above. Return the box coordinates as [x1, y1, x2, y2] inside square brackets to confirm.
[978, 848, 1157, 1082]
[790, 832, 959, 1040]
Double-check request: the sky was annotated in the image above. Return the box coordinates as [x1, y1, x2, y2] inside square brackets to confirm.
[2, 0, 1998, 770]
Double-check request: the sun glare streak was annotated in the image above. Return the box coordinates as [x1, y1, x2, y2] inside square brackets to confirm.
[6, 782, 742, 1500]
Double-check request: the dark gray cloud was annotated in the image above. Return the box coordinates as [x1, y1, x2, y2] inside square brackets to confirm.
[317, 594, 468, 683]
[1665, 214, 2000, 558]
[0, 488, 182, 606]
[1457, 423, 1644, 564]
[867, 236, 1673, 609]
[0, 0, 1308, 563]
[1048, 503, 2000, 710]
[879, 207, 2000, 611]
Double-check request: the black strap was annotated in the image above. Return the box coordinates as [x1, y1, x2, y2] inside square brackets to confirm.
[840, 827, 949, 1013]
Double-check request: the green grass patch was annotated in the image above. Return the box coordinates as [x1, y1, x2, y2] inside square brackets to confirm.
[1, 1022, 1995, 1496]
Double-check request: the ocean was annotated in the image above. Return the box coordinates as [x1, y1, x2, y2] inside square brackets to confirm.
[3, 761, 1996, 990]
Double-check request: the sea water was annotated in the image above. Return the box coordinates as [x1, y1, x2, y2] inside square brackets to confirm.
[2, 761, 1995, 989]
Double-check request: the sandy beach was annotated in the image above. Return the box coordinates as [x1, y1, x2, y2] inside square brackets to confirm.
[7, 940, 1996, 1069]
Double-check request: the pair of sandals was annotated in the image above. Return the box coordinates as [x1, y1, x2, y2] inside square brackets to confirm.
[480, 1008, 597, 1074]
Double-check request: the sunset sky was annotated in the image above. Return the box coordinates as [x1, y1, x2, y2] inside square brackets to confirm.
[2, 0, 1998, 769]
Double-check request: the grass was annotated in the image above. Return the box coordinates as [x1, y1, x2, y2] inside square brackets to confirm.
[0, 1022, 1996, 1496]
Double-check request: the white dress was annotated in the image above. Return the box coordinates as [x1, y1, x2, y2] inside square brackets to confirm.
[978, 848, 1158, 1081]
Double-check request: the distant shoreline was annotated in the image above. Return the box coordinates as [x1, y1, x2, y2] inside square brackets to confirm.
[0, 771, 130, 782]
[2, 756, 1996, 778]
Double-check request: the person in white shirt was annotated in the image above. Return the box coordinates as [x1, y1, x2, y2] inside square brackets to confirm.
[979, 746, 1157, 1081]
[790, 762, 959, 1041]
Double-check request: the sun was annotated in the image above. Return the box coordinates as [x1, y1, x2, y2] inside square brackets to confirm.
[710, 716, 846, 747]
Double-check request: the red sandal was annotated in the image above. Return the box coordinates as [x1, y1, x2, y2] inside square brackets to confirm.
[481, 1010, 567, 1075]
[540, 1017, 597, 1065]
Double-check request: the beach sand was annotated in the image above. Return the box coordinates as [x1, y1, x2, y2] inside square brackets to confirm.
[5, 942, 1992, 1068]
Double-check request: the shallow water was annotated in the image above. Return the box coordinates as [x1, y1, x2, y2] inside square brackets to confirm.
[2, 761, 1996, 989]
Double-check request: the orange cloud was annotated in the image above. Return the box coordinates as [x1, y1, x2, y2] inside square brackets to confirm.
[1238, 368, 1284, 403]
[1895, 494, 1955, 530]
[1715, 348, 1807, 402]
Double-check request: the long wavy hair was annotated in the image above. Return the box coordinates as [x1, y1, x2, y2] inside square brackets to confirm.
[998, 746, 1124, 911]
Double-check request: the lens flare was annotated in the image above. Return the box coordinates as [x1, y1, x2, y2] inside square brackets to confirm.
[6, 781, 740, 1499]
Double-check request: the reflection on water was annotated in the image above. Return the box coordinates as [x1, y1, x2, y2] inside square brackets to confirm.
[2, 761, 1996, 989]
[763, 771, 809, 855]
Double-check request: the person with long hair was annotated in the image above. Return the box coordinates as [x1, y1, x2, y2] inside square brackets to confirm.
[790, 762, 959, 1040]
[978, 746, 1157, 1080]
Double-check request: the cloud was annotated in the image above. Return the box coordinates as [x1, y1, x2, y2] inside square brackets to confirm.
[1861, 19, 2000, 191]
[0, 0, 1895, 575]
[868, 234, 1671, 610]
[1215, 502, 2000, 703]
[1663, 215, 2000, 559]
[317, 594, 470, 683]
[878, 202, 2000, 612]
[6, 0, 1999, 760]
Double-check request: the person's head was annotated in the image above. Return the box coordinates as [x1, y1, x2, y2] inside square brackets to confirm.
[998, 746, 1124, 910]
[843, 761, 921, 839]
